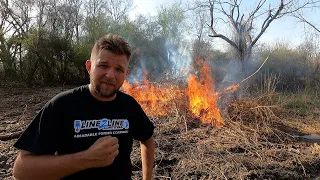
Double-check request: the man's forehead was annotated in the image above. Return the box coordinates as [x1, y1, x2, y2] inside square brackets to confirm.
[93, 52, 128, 66]
[95, 49, 128, 59]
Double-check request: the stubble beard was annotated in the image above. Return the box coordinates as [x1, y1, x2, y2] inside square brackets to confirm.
[92, 78, 119, 98]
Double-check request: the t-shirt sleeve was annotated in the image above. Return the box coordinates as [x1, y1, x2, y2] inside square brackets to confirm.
[132, 102, 155, 142]
[13, 101, 59, 154]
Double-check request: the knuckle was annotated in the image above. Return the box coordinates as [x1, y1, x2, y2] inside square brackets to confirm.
[112, 137, 118, 142]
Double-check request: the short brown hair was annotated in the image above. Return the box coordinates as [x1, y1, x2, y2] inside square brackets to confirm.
[90, 34, 131, 61]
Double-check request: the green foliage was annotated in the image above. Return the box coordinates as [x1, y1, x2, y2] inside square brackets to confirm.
[259, 43, 312, 92]
[21, 28, 82, 85]
[283, 90, 320, 117]
[157, 3, 185, 46]
[72, 43, 92, 84]
[0, 31, 18, 78]
[83, 15, 111, 44]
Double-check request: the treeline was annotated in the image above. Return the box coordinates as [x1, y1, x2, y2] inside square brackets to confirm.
[0, 0, 319, 92]
[0, 0, 186, 85]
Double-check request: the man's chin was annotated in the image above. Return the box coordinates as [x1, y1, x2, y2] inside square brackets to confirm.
[93, 83, 120, 97]
[97, 88, 117, 98]
[100, 92, 117, 98]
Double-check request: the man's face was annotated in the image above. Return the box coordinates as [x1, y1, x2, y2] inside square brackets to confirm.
[86, 49, 129, 100]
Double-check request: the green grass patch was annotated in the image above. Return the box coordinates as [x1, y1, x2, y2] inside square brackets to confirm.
[282, 90, 320, 118]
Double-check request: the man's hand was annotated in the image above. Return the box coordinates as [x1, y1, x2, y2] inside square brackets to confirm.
[82, 136, 119, 168]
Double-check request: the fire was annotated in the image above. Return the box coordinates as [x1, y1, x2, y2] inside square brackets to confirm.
[216, 84, 240, 96]
[226, 84, 240, 92]
[122, 60, 238, 128]
[122, 72, 184, 117]
[186, 61, 224, 127]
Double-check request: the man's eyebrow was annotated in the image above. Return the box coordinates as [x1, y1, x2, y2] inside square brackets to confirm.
[117, 65, 124, 69]
[96, 60, 108, 64]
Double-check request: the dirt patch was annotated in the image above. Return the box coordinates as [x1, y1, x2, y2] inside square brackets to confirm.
[0, 85, 75, 179]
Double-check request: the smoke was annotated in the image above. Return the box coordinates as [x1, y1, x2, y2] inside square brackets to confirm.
[126, 67, 144, 84]
[126, 38, 192, 84]
[219, 60, 242, 89]
[218, 57, 262, 89]
[165, 40, 192, 81]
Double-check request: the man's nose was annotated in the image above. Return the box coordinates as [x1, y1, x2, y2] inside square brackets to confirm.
[105, 68, 115, 78]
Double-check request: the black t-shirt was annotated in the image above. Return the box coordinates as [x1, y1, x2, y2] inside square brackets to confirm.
[13, 85, 154, 180]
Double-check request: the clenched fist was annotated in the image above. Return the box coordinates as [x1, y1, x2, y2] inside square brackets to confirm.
[81, 136, 119, 168]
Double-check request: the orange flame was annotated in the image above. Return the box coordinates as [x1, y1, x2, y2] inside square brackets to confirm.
[122, 60, 241, 128]
[186, 60, 225, 127]
[122, 72, 183, 117]
[226, 84, 240, 92]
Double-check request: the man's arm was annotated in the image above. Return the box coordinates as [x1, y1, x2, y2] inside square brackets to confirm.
[140, 137, 155, 180]
[13, 150, 88, 180]
[13, 136, 119, 180]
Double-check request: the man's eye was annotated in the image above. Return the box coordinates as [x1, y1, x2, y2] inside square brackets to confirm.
[117, 68, 124, 72]
[100, 65, 107, 68]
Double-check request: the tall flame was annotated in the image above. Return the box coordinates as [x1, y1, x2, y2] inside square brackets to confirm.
[186, 60, 224, 127]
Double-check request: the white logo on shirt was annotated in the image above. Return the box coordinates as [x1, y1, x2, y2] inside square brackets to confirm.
[74, 119, 129, 133]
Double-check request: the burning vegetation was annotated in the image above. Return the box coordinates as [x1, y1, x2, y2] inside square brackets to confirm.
[122, 59, 235, 128]
[120, 57, 320, 179]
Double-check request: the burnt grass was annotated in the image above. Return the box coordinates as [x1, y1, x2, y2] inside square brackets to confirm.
[1, 85, 320, 180]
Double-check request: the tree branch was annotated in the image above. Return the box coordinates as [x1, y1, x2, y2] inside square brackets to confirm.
[294, 14, 320, 33]
[250, 0, 284, 47]
[244, 0, 266, 27]
[209, 33, 238, 49]
[207, 0, 238, 49]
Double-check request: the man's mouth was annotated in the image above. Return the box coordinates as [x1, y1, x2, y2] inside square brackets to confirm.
[102, 82, 115, 86]
[100, 79, 115, 86]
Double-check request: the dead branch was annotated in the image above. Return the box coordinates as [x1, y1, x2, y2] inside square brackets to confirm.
[250, 0, 284, 48]
[244, 0, 266, 29]
[293, 13, 320, 33]
[208, 0, 238, 49]
[0, 130, 23, 141]
[239, 55, 269, 84]
[218, 55, 270, 95]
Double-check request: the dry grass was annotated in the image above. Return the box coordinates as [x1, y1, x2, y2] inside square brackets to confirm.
[131, 89, 320, 179]
[0, 84, 319, 180]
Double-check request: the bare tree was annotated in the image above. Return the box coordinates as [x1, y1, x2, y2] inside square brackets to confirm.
[44, 0, 83, 41]
[105, 0, 133, 22]
[192, 0, 318, 74]
[35, 0, 49, 29]
[0, 0, 33, 76]
[83, 0, 108, 42]
[84, 0, 106, 18]
[70, 0, 84, 43]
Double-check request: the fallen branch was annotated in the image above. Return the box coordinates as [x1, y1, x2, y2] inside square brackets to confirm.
[0, 130, 23, 141]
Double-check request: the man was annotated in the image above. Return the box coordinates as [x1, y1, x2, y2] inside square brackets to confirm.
[12, 34, 155, 180]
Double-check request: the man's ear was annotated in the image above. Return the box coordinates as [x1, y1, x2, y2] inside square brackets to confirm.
[85, 60, 91, 74]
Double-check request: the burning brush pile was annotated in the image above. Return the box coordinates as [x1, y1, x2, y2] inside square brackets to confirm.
[124, 59, 320, 179]
[122, 59, 237, 128]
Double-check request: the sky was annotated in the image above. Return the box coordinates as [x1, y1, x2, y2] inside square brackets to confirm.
[130, 0, 320, 49]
